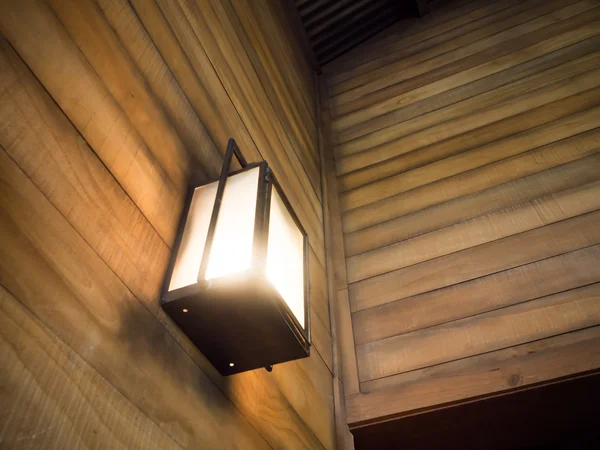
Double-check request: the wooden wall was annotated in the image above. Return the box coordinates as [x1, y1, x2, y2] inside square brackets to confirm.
[0, 0, 335, 448]
[322, 0, 600, 427]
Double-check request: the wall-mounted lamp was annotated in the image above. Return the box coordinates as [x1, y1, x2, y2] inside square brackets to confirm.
[161, 139, 310, 375]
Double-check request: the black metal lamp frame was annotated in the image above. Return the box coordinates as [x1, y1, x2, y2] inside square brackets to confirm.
[161, 139, 311, 376]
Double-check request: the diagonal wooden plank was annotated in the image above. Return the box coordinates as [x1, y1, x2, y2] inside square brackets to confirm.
[0, 286, 184, 450]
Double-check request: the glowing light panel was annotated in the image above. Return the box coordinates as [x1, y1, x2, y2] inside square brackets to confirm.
[266, 187, 305, 328]
[205, 167, 259, 280]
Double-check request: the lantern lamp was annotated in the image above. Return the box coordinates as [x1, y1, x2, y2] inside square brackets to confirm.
[161, 139, 310, 375]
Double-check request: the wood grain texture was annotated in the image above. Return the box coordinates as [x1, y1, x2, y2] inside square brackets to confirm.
[318, 78, 360, 396]
[332, 0, 584, 106]
[357, 283, 600, 381]
[339, 76, 600, 204]
[349, 326, 600, 423]
[325, 0, 600, 423]
[0, 7, 182, 244]
[350, 210, 600, 312]
[0, 286, 182, 450]
[347, 181, 600, 283]
[337, 49, 600, 158]
[343, 121, 600, 233]
[344, 153, 600, 256]
[0, 0, 334, 447]
[354, 244, 600, 345]
[172, 0, 325, 260]
[0, 148, 273, 449]
[333, 8, 600, 131]
[335, 36, 600, 144]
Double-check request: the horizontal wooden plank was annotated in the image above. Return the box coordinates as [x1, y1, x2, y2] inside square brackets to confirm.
[338, 70, 600, 198]
[354, 244, 600, 345]
[329, 0, 536, 96]
[338, 86, 600, 182]
[332, 0, 580, 105]
[357, 283, 600, 381]
[347, 180, 600, 283]
[350, 210, 600, 311]
[337, 49, 600, 158]
[333, 14, 600, 132]
[348, 326, 600, 424]
[326, 0, 513, 81]
[331, 0, 530, 95]
[343, 114, 600, 233]
[344, 153, 600, 257]
[0, 286, 183, 450]
[335, 36, 600, 144]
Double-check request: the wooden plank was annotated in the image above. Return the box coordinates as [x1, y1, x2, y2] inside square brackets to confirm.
[0, 8, 180, 244]
[349, 210, 600, 312]
[337, 49, 600, 158]
[333, 2, 600, 120]
[332, 0, 576, 101]
[347, 180, 600, 283]
[310, 248, 332, 333]
[326, 0, 504, 80]
[344, 153, 600, 256]
[347, 326, 600, 423]
[338, 69, 600, 195]
[311, 307, 333, 373]
[0, 286, 183, 450]
[354, 244, 600, 345]
[318, 78, 360, 395]
[221, 0, 321, 192]
[332, 14, 600, 132]
[129, 0, 261, 170]
[0, 148, 275, 449]
[329, 0, 529, 94]
[335, 288, 360, 395]
[95, 0, 225, 178]
[335, 36, 600, 144]
[45, 0, 213, 185]
[357, 283, 600, 381]
[343, 110, 600, 233]
[332, 376, 355, 450]
[0, 41, 170, 308]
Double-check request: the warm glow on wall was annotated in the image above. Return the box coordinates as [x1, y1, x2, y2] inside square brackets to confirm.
[161, 139, 310, 376]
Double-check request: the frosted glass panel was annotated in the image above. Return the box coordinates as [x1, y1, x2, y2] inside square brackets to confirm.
[168, 181, 218, 291]
[205, 167, 259, 280]
[266, 188, 305, 328]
